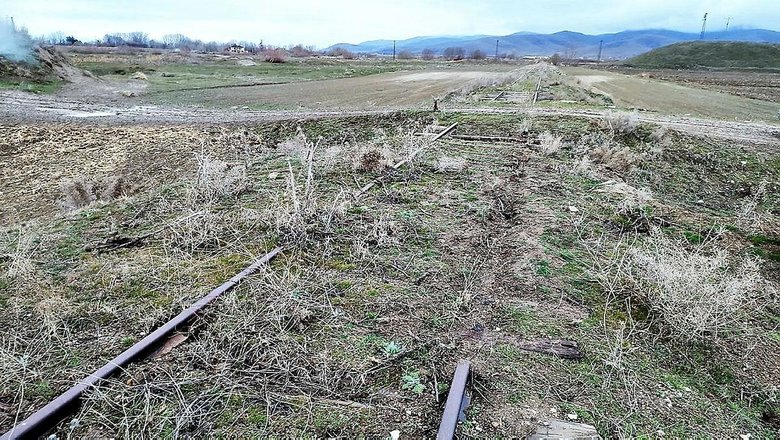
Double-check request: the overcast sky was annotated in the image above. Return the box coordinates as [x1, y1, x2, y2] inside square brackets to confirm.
[4, 0, 778, 47]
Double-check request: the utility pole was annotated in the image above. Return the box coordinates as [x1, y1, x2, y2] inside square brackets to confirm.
[725, 17, 732, 31]
[597, 39, 603, 62]
[700, 13, 708, 40]
[495, 39, 499, 59]
[393, 40, 396, 61]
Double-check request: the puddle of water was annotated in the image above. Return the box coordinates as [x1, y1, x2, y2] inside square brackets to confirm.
[37, 108, 116, 118]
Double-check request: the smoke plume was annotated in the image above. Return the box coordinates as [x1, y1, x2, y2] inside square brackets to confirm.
[0, 17, 36, 63]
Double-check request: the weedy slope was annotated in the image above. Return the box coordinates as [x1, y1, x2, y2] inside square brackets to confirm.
[1, 112, 778, 438]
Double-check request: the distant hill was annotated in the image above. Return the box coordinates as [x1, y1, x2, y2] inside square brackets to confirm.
[326, 29, 780, 59]
[625, 41, 780, 69]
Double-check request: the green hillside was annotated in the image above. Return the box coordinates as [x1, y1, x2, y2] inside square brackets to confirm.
[625, 41, 780, 69]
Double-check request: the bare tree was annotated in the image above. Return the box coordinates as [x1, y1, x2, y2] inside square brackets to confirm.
[469, 49, 486, 60]
[421, 48, 435, 60]
[126, 32, 150, 47]
[162, 33, 191, 48]
[397, 50, 414, 59]
[103, 33, 125, 46]
[46, 31, 66, 45]
[442, 47, 465, 60]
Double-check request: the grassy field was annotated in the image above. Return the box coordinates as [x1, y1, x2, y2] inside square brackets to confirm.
[0, 79, 61, 94]
[1, 46, 780, 438]
[1, 110, 778, 438]
[625, 41, 780, 70]
[67, 52, 430, 94]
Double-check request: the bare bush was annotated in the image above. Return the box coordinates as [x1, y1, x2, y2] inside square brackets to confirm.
[60, 176, 128, 210]
[588, 142, 638, 174]
[649, 126, 669, 144]
[289, 44, 318, 57]
[61, 178, 96, 210]
[194, 153, 247, 201]
[603, 111, 639, 135]
[735, 179, 768, 233]
[263, 49, 286, 63]
[421, 48, 435, 60]
[433, 156, 466, 173]
[1, 226, 37, 281]
[328, 47, 355, 59]
[539, 131, 563, 156]
[470, 49, 487, 60]
[166, 209, 224, 253]
[630, 228, 768, 341]
[570, 155, 596, 177]
[397, 50, 414, 60]
[595, 181, 653, 214]
[442, 47, 465, 61]
[353, 147, 389, 173]
[272, 139, 348, 244]
[277, 128, 310, 162]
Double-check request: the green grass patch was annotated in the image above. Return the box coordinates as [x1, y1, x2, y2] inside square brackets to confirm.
[0, 79, 62, 94]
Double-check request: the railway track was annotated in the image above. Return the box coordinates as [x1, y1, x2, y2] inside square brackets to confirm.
[1, 247, 282, 440]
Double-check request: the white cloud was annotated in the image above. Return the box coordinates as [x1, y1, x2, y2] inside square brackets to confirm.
[3, 0, 778, 47]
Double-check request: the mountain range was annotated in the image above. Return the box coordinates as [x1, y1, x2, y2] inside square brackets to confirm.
[326, 29, 780, 59]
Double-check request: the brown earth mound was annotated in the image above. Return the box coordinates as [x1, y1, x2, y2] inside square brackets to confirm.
[0, 46, 96, 83]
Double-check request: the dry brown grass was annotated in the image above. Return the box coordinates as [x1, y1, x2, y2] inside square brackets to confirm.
[433, 156, 466, 173]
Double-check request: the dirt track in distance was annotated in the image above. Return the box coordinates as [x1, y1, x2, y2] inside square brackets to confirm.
[148, 68, 517, 109]
[565, 67, 780, 122]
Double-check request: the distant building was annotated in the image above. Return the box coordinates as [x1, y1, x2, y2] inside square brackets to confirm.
[226, 44, 246, 53]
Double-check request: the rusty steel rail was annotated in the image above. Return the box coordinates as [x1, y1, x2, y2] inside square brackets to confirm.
[436, 360, 471, 440]
[1, 247, 283, 440]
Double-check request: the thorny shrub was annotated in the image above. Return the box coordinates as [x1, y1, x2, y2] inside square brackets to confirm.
[603, 110, 639, 135]
[539, 131, 563, 156]
[630, 228, 770, 341]
[60, 176, 127, 210]
[194, 152, 247, 202]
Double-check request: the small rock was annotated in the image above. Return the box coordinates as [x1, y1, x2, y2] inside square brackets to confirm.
[566, 413, 578, 421]
[491, 421, 500, 428]
[739, 434, 751, 440]
[121, 91, 137, 97]
[130, 71, 148, 80]
[568, 206, 579, 213]
[268, 172, 279, 180]
[390, 430, 401, 440]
